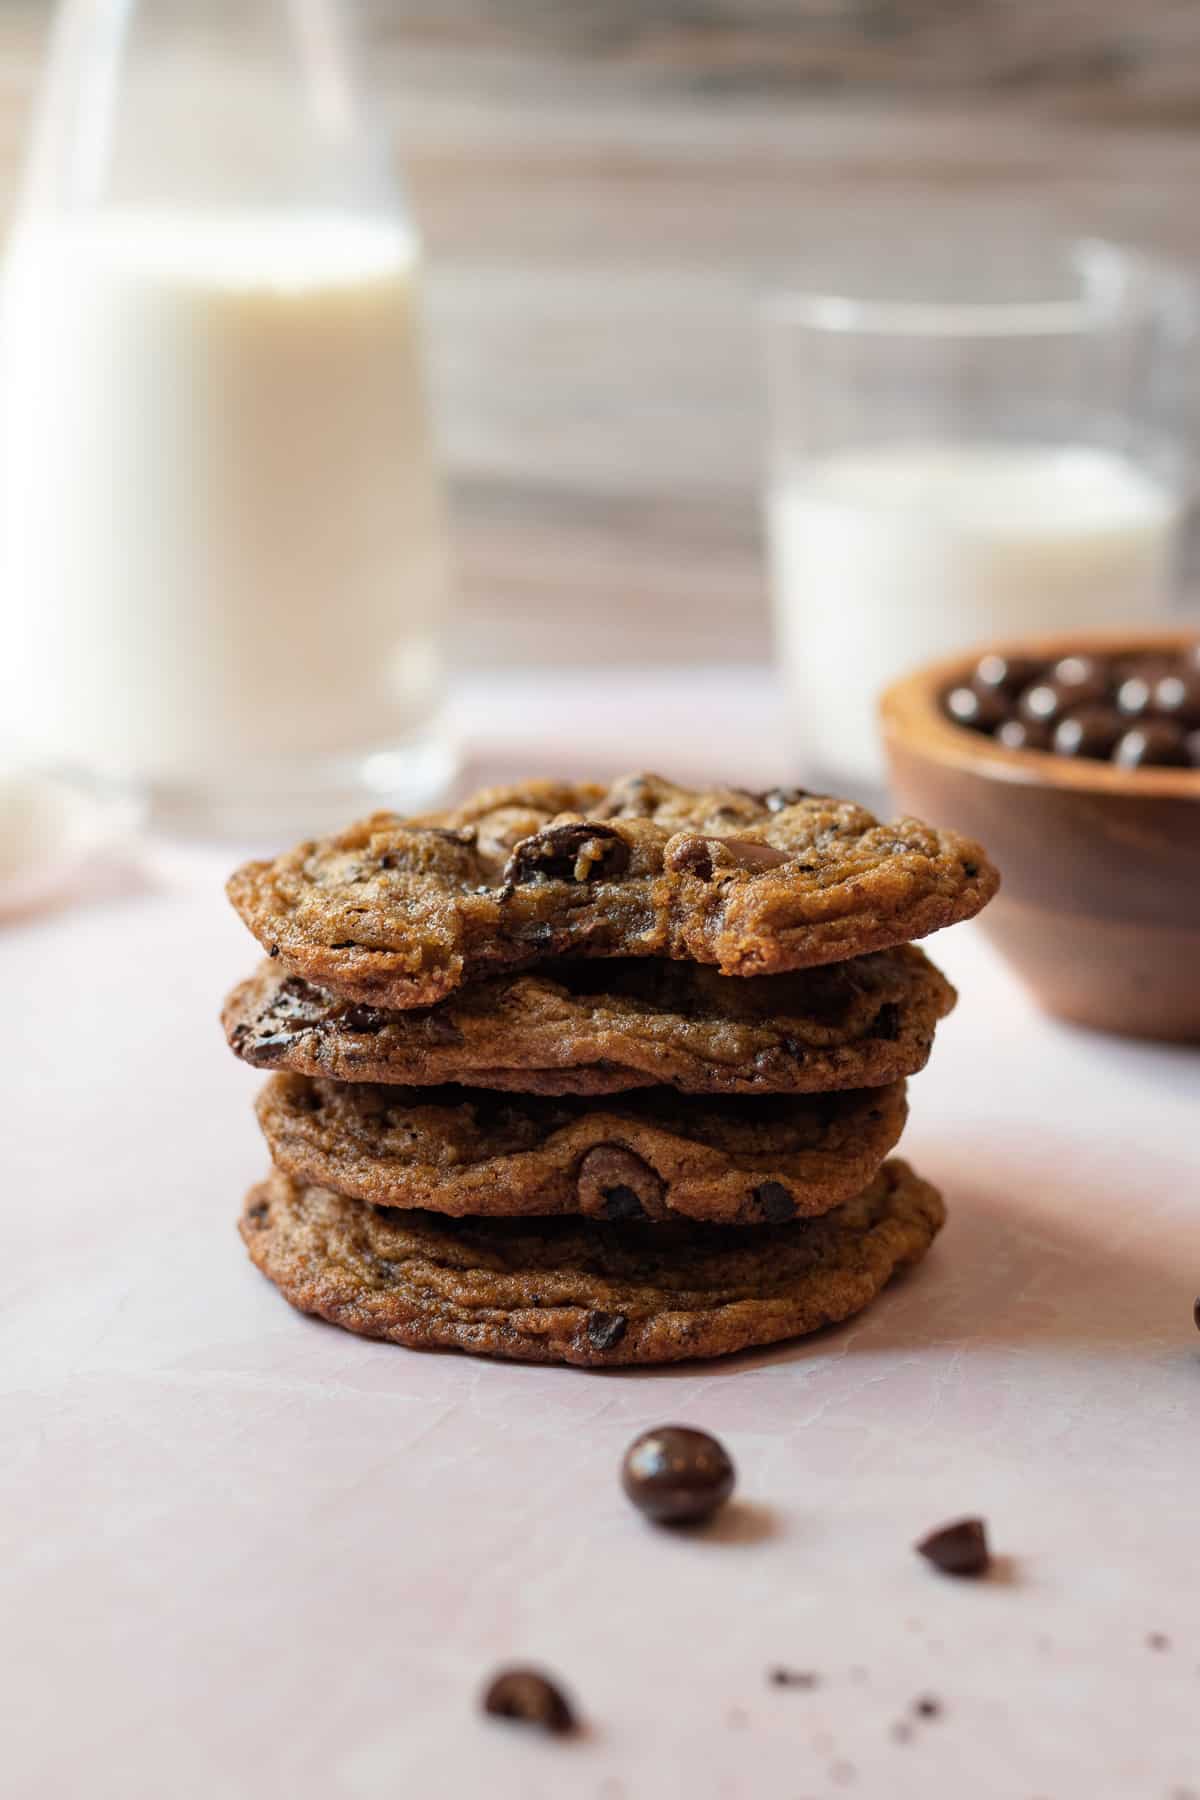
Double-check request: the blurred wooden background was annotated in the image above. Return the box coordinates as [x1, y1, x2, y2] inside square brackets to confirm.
[3, 1, 1200, 667]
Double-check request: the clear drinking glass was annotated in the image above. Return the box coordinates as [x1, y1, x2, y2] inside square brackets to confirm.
[0, 0, 454, 836]
[763, 237, 1196, 797]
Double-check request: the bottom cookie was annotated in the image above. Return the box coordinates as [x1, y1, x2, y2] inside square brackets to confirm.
[239, 1160, 945, 1367]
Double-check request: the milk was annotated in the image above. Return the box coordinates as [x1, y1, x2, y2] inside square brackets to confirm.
[0, 211, 448, 786]
[768, 442, 1182, 786]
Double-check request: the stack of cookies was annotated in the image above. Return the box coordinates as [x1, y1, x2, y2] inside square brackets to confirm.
[223, 774, 997, 1366]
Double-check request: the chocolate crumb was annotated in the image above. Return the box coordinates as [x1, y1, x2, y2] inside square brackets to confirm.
[1148, 1632, 1171, 1651]
[890, 1721, 914, 1744]
[769, 1666, 818, 1689]
[482, 1667, 576, 1735]
[916, 1516, 991, 1578]
[913, 1694, 942, 1719]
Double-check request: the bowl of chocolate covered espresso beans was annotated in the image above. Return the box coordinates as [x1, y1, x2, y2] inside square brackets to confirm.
[880, 630, 1200, 1042]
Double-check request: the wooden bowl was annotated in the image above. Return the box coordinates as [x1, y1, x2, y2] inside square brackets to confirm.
[880, 628, 1200, 1043]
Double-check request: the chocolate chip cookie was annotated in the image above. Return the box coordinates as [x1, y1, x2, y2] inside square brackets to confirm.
[223, 946, 955, 1097]
[254, 1073, 907, 1226]
[226, 773, 998, 1009]
[239, 1158, 945, 1365]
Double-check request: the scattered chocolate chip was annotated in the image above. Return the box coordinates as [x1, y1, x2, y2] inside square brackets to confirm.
[915, 1517, 991, 1578]
[1053, 706, 1123, 759]
[755, 1181, 797, 1223]
[946, 685, 1005, 732]
[268, 944, 281, 959]
[997, 717, 1052, 751]
[769, 1667, 818, 1689]
[482, 1667, 576, 1735]
[621, 1425, 736, 1526]
[1114, 721, 1189, 769]
[913, 1694, 942, 1719]
[1147, 1631, 1171, 1651]
[245, 1199, 269, 1226]
[584, 1311, 628, 1353]
[503, 822, 630, 886]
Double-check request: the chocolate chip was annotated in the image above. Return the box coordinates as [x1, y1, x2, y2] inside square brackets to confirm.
[997, 717, 1052, 752]
[755, 1181, 796, 1223]
[769, 1667, 818, 1689]
[584, 1311, 628, 1352]
[602, 1185, 647, 1222]
[972, 652, 1042, 697]
[763, 786, 810, 811]
[668, 836, 714, 879]
[1114, 721, 1189, 768]
[1052, 654, 1110, 704]
[873, 1002, 901, 1042]
[1018, 681, 1068, 726]
[665, 834, 792, 880]
[268, 944, 281, 959]
[245, 1200, 269, 1226]
[945, 685, 1005, 732]
[503, 822, 630, 886]
[576, 1145, 665, 1221]
[621, 1425, 736, 1526]
[915, 1517, 991, 1577]
[913, 1694, 942, 1719]
[482, 1667, 576, 1735]
[342, 1003, 388, 1034]
[1153, 669, 1200, 727]
[1053, 706, 1123, 759]
[1116, 673, 1155, 718]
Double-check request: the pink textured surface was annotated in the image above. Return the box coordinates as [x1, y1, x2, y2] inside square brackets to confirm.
[4, 843, 1198, 1800]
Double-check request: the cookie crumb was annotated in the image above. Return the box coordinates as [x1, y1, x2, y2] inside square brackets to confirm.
[913, 1694, 943, 1719]
[890, 1721, 914, 1744]
[1148, 1632, 1171, 1652]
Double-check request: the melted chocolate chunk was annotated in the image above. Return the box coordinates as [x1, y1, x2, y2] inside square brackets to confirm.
[503, 822, 630, 886]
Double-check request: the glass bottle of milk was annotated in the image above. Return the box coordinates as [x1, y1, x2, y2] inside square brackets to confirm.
[1, 0, 453, 834]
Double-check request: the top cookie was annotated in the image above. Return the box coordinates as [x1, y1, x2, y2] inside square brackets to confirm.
[227, 772, 998, 1010]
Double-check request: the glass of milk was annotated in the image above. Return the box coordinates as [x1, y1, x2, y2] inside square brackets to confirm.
[763, 236, 1195, 795]
[0, 0, 454, 835]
